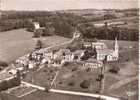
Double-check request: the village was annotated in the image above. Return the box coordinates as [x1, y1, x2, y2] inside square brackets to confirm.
[0, 21, 122, 100]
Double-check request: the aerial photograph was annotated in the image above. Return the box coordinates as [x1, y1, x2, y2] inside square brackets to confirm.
[0, 0, 139, 100]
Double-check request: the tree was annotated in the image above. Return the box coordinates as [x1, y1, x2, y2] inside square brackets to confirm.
[33, 29, 43, 38]
[35, 40, 43, 50]
[78, 23, 97, 39]
[26, 21, 35, 32]
[68, 81, 75, 86]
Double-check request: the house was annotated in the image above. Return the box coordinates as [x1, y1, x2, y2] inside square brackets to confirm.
[50, 56, 65, 67]
[28, 62, 35, 69]
[33, 22, 40, 29]
[63, 53, 74, 62]
[83, 42, 107, 50]
[72, 50, 85, 61]
[33, 22, 45, 37]
[80, 59, 103, 72]
[73, 30, 82, 39]
[8, 69, 17, 75]
[41, 57, 51, 64]
[44, 51, 56, 60]
[83, 42, 92, 48]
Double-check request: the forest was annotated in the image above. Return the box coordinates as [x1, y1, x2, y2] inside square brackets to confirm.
[0, 10, 138, 41]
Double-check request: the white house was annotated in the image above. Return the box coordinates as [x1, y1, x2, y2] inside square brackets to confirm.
[33, 22, 40, 29]
[8, 69, 17, 75]
[73, 30, 82, 39]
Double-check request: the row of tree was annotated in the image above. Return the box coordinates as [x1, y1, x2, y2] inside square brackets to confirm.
[78, 22, 138, 41]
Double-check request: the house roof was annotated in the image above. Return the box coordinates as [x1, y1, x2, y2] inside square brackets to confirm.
[84, 42, 92, 45]
[92, 42, 107, 49]
[85, 58, 103, 64]
[73, 50, 84, 55]
[55, 49, 72, 56]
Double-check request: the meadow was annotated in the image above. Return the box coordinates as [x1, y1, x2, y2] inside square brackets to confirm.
[0, 29, 70, 63]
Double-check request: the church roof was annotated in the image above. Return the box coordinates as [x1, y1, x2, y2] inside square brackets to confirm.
[96, 49, 114, 55]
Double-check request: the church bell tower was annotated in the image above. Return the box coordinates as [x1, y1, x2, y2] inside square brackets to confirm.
[114, 37, 119, 57]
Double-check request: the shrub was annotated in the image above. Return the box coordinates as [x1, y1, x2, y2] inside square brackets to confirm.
[71, 67, 77, 72]
[80, 80, 90, 89]
[109, 66, 120, 74]
[58, 81, 62, 85]
[68, 81, 75, 86]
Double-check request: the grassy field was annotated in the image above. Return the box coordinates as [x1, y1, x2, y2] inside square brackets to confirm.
[110, 80, 138, 100]
[23, 65, 59, 87]
[55, 62, 101, 93]
[100, 39, 138, 99]
[90, 16, 138, 25]
[90, 16, 139, 30]
[0, 29, 70, 63]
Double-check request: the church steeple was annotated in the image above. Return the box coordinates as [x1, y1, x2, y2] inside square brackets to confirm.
[114, 37, 119, 57]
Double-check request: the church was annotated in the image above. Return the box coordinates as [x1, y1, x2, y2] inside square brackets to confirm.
[95, 38, 119, 61]
[73, 30, 119, 62]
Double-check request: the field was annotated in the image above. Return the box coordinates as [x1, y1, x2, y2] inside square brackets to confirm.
[100, 40, 138, 99]
[23, 65, 59, 87]
[0, 29, 70, 63]
[55, 62, 101, 93]
[110, 80, 138, 100]
[90, 16, 139, 30]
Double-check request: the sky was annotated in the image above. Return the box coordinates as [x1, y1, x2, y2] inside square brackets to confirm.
[1, 0, 139, 11]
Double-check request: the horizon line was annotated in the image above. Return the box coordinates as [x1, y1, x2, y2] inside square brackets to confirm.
[1, 8, 139, 12]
